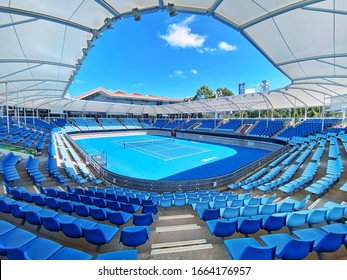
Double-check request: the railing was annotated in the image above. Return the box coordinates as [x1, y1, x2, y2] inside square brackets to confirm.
[66, 129, 290, 192]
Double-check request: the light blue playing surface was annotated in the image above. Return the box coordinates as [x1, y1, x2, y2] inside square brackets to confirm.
[75, 134, 269, 180]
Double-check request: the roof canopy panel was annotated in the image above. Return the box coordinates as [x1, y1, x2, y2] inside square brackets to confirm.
[1, 0, 347, 114]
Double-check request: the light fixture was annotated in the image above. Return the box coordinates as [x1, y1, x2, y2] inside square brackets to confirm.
[167, 3, 177, 17]
[82, 48, 88, 56]
[75, 59, 82, 69]
[132, 8, 141, 21]
[104, 18, 114, 29]
[86, 40, 94, 48]
[92, 29, 102, 39]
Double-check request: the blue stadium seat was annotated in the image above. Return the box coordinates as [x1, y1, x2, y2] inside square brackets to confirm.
[260, 233, 314, 260]
[83, 224, 120, 251]
[96, 250, 137, 260]
[293, 226, 346, 259]
[133, 213, 154, 226]
[120, 226, 150, 248]
[108, 211, 132, 226]
[224, 238, 276, 260]
[206, 218, 237, 238]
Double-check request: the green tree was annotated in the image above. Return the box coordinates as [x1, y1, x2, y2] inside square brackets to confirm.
[192, 85, 215, 100]
[216, 87, 234, 97]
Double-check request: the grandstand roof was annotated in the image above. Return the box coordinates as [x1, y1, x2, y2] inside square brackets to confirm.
[76, 87, 183, 103]
[1, 0, 347, 114]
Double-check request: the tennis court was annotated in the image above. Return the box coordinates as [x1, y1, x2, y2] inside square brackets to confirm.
[75, 134, 270, 180]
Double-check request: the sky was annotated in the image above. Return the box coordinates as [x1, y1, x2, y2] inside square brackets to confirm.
[68, 11, 291, 99]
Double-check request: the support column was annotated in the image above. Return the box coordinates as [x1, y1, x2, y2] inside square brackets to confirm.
[24, 98, 26, 128]
[5, 84, 10, 133]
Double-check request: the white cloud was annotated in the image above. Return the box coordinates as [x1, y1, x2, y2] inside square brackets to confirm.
[169, 70, 185, 78]
[159, 15, 206, 49]
[218, 41, 238, 52]
[190, 69, 198, 75]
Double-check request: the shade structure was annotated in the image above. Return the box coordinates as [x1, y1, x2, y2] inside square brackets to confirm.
[1, 1, 347, 114]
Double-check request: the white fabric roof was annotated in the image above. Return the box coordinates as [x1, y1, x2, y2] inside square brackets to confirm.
[1, 0, 347, 115]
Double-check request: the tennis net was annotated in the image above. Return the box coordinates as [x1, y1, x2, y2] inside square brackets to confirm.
[123, 137, 174, 148]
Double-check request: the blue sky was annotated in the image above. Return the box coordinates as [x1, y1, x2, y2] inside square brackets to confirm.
[68, 12, 291, 99]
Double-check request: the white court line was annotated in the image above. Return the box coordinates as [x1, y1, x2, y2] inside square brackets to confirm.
[126, 145, 172, 161]
[134, 143, 212, 161]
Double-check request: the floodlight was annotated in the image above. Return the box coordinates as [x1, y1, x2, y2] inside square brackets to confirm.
[87, 40, 94, 48]
[82, 48, 88, 56]
[104, 18, 114, 29]
[132, 8, 141, 21]
[92, 29, 102, 39]
[168, 3, 177, 17]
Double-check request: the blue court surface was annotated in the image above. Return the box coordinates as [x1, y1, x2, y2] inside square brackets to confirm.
[75, 134, 270, 180]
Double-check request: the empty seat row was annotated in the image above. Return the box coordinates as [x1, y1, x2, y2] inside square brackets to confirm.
[204, 202, 346, 239]
[0, 196, 151, 251]
[223, 222, 347, 260]
[0, 220, 139, 260]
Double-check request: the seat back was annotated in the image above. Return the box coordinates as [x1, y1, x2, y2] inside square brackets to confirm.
[69, 193, 81, 202]
[211, 199, 227, 209]
[45, 197, 59, 210]
[120, 226, 149, 248]
[142, 204, 158, 215]
[59, 201, 74, 214]
[94, 198, 107, 208]
[307, 208, 327, 225]
[74, 203, 91, 216]
[41, 216, 61, 231]
[238, 217, 262, 235]
[325, 207, 344, 222]
[259, 204, 276, 215]
[294, 194, 310, 210]
[173, 197, 186, 207]
[279, 239, 313, 260]
[61, 222, 83, 238]
[133, 213, 154, 226]
[213, 220, 237, 237]
[286, 211, 308, 229]
[316, 232, 346, 252]
[159, 198, 172, 209]
[262, 214, 286, 233]
[240, 205, 259, 217]
[241, 246, 276, 260]
[83, 228, 106, 245]
[276, 201, 295, 213]
[192, 201, 209, 211]
[220, 207, 239, 219]
[201, 208, 219, 221]
[90, 208, 107, 221]
[230, 199, 243, 207]
[25, 210, 42, 226]
[32, 194, 46, 206]
[107, 212, 130, 226]
[244, 197, 261, 205]
[261, 194, 276, 205]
